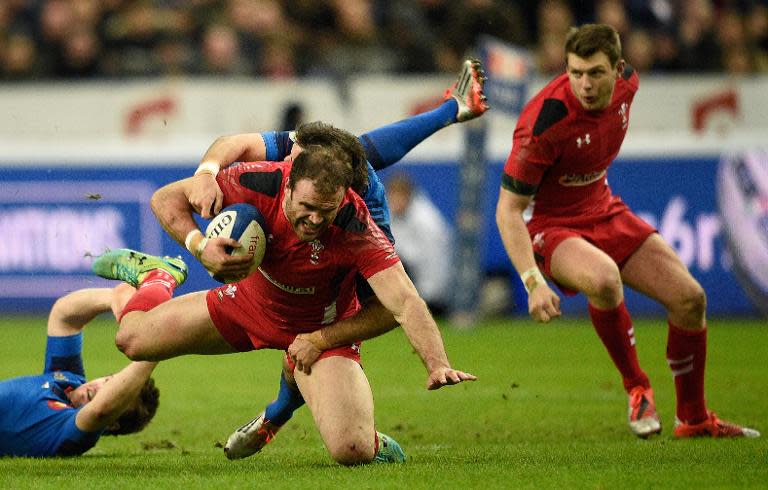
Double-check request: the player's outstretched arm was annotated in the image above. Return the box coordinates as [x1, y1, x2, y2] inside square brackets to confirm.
[288, 298, 397, 373]
[152, 178, 251, 278]
[191, 133, 268, 218]
[367, 262, 477, 390]
[495, 188, 561, 323]
[74, 361, 157, 432]
[47, 288, 114, 337]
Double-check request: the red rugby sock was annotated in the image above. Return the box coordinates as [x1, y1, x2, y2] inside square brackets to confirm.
[666, 322, 708, 424]
[119, 269, 178, 321]
[589, 301, 650, 392]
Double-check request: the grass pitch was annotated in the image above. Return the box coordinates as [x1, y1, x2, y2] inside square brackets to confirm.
[1, 314, 766, 489]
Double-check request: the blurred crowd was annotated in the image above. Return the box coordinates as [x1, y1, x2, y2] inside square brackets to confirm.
[1, 0, 767, 81]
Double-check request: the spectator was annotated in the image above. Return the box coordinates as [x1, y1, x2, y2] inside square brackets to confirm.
[196, 23, 250, 76]
[278, 102, 305, 131]
[677, 0, 722, 71]
[386, 174, 454, 316]
[624, 28, 656, 73]
[1, 0, 766, 79]
[1, 31, 41, 80]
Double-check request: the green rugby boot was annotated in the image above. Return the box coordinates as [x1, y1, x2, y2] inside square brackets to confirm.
[92, 248, 187, 287]
[373, 431, 406, 464]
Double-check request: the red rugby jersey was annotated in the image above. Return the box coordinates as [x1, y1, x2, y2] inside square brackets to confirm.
[502, 67, 639, 220]
[216, 160, 399, 332]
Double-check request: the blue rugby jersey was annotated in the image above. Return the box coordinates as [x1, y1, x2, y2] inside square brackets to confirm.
[0, 333, 102, 457]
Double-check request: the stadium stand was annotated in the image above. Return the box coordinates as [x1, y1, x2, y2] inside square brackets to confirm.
[1, 0, 767, 80]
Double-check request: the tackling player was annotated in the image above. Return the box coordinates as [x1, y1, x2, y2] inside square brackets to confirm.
[496, 23, 759, 439]
[93, 144, 476, 466]
[0, 279, 180, 457]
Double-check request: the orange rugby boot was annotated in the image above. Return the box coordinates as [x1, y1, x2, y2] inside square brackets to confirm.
[628, 386, 662, 438]
[674, 411, 760, 438]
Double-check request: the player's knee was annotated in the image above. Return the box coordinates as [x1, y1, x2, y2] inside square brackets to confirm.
[676, 281, 707, 319]
[115, 328, 144, 360]
[589, 268, 623, 303]
[327, 438, 375, 466]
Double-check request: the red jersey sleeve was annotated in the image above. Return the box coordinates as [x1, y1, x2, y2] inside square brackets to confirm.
[339, 196, 400, 279]
[502, 96, 563, 196]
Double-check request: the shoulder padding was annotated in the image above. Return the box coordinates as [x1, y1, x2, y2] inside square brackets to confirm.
[239, 169, 283, 197]
[333, 202, 366, 233]
[533, 99, 568, 136]
[622, 64, 635, 80]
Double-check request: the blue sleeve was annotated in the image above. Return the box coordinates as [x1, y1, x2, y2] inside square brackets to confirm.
[44, 333, 85, 377]
[363, 163, 394, 244]
[262, 131, 295, 162]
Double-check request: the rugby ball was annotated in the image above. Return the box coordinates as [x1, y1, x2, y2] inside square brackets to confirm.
[204, 203, 268, 283]
[717, 151, 768, 315]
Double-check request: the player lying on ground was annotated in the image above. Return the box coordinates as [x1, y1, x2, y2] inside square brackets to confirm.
[95, 144, 476, 465]
[496, 23, 759, 439]
[181, 59, 488, 459]
[0, 281, 176, 457]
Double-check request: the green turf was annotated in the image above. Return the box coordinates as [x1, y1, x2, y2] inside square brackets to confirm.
[1, 315, 767, 489]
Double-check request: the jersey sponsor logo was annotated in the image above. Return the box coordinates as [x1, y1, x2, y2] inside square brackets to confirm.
[259, 268, 315, 295]
[47, 400, 71, 410]
[558, 170, 606, 187]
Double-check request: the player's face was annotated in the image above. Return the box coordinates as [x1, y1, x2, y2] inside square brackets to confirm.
[566, 52, 623, 111]
[68, 375, 114, 407]
[284, 178, 344, 242]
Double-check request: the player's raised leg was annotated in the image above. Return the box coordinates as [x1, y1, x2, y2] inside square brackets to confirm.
[549, 237, 660, 438]
[621, 233, 760, 438]
[362, 58, 489, 171]
[444, 58, 490, 122]
[93, 248, 237, 361]
[295, 355, 405, 465]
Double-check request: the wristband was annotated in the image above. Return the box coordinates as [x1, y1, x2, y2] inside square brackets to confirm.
[184, 229, 203, 253]
[195, 237, 209, 259]
[194, 161, 220, 177]
[520, 267, 546, 294]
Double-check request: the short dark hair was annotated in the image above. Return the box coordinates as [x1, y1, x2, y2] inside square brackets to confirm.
[294, 121, 368, 195]
[565, 24, 622, 67]
[289, 145, 354, 196]
[105, 377, 160, 436]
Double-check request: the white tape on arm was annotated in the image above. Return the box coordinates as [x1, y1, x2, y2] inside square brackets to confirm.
[520, 267, 546, 294]
[185, 229, 203, 254]
[194, 161, 220, 177]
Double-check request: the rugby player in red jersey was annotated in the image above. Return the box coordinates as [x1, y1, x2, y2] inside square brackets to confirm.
[495, 23, 758, 439]
[93, 144, 475, 465]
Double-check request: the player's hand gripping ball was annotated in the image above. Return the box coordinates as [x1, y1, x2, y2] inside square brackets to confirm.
[205, 203, 268, 283]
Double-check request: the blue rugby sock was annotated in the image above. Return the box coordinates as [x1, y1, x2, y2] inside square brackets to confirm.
[361, 99, 458, 171]
[264, 372, 305, 426]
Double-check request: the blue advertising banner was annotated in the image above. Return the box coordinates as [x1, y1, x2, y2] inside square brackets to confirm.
[382, 155, 760, 317]
[1, 156, 761, 316]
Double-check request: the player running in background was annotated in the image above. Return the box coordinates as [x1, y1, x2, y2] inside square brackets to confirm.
[181, 59, 488, 459]
[0, 275, 183, 457]
[93, 145, 476, 466]
[495, 23, 759, 439]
